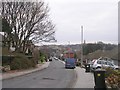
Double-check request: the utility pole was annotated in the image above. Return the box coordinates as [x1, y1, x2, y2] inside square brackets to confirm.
[81, 26, 83, 67]
[68, 41, 70, 58]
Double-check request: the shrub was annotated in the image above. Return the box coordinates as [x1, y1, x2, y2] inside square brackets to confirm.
[105, 68, 120, 88]
[30, 58, 36, 67]
[10, 54, 36, 70]
[105, 68, 115, 78]
[2, 55, 15, 66]
[39, 55, 45, 63]
[39, 52, 46, 63]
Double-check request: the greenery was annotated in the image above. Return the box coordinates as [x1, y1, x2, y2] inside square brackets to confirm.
[83, 43, 117, 55]
[1, 1, 55, 71]
[74, 53, 77, 59]
[2, 55, 14, 66]
[2, 18, 12, 48]
[39, 52, 46, 63]
[2, 2, 55, 53]
[105, 68, 120, 88]
[85, 47, 118, 60]
[10, 54, 36, 70]
[2, 18, 12, 33]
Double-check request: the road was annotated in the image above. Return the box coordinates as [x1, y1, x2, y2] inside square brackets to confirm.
[2, 59, 76, 88]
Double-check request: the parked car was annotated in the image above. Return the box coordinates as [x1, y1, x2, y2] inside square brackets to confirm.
[49, 57, 53, 61]
[54, 57, 58, 60]
[76, 59, 81, 66]
[91, 58, 119, 71]
[76, 61, 80, 66]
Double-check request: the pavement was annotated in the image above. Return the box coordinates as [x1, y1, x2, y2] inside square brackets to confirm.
[58, 59, 95, 88]
[1, 60, 95, 88]
[1, 62, 50, 80]
[74, 67, 95, 88]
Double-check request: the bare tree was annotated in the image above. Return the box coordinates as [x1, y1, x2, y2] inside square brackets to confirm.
[1, 1, 55, 53]
[31, 19, 55, 43]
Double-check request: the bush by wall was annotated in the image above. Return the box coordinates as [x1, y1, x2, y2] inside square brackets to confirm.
[39, 52, 46, 63]
[2, 55, 15, 66]
[105, 68, 120, 88]
[10, 54, 36, 70]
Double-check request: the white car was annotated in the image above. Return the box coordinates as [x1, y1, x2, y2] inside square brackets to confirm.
[91, 59, 119, 70]
[54, 57, 59, 60]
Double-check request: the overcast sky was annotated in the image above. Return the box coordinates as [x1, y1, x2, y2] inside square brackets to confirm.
[39, 0, 119, 45]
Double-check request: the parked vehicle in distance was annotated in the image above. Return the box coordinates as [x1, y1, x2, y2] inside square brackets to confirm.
[76, 59, 80, 66]
[49, 57, 53, 61]
[65, 58, 76, 69]
[91, 57, 119, 71]
[54, 57, 58, 60]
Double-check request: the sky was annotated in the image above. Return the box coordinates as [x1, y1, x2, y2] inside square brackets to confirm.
[39, 0, 119, 45]
[0, 0, 119, 46]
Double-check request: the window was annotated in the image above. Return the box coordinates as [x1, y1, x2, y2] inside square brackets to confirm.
[97, 60, 101, 64]
[104, 61, 107, 65]
[107, 62, 114, 66]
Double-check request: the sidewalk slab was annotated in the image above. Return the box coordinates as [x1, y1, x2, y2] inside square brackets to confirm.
[74, 67, 95, 88]
[58, 59, 65, 64]
[58, 59, 95, 88]
[1, 62, 50, 80]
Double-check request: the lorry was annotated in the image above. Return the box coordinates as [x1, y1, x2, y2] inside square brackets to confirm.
[64, 51, 76, 69]
[65, 58, 76, 69]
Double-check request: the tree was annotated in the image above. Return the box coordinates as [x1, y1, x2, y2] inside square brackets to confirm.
[1, 1, 55, 53]
[2, 18, 12, 33]
[2, 18, 12, 48]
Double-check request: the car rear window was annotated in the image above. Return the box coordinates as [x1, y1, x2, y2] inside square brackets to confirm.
[97, 60, 102, 64]
[107, 62, 114, 66]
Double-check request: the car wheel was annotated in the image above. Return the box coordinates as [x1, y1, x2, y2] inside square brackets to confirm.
[65, 67, 68, 69]
[96, 67, 101, 69]
[115, 68, 118, 70]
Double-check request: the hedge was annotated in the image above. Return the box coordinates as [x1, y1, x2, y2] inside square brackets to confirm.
[10, 54, 36, 70]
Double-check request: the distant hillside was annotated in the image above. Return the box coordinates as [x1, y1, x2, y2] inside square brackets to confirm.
[46, 43, 117, 53]
[83, 43, 117, 55]
[86, 47, 118, 60]
[40, 42, 118, 60]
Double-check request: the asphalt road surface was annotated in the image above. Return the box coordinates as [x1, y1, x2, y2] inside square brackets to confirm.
[2, 59, 76, 88]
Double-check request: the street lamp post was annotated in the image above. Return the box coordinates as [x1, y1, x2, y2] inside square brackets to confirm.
[68, 41, 70, 58]
[81, 26, 83, 67]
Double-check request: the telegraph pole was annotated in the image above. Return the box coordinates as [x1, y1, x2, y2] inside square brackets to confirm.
[81, 26, 83, 67]
[68, 41, 70, 58]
